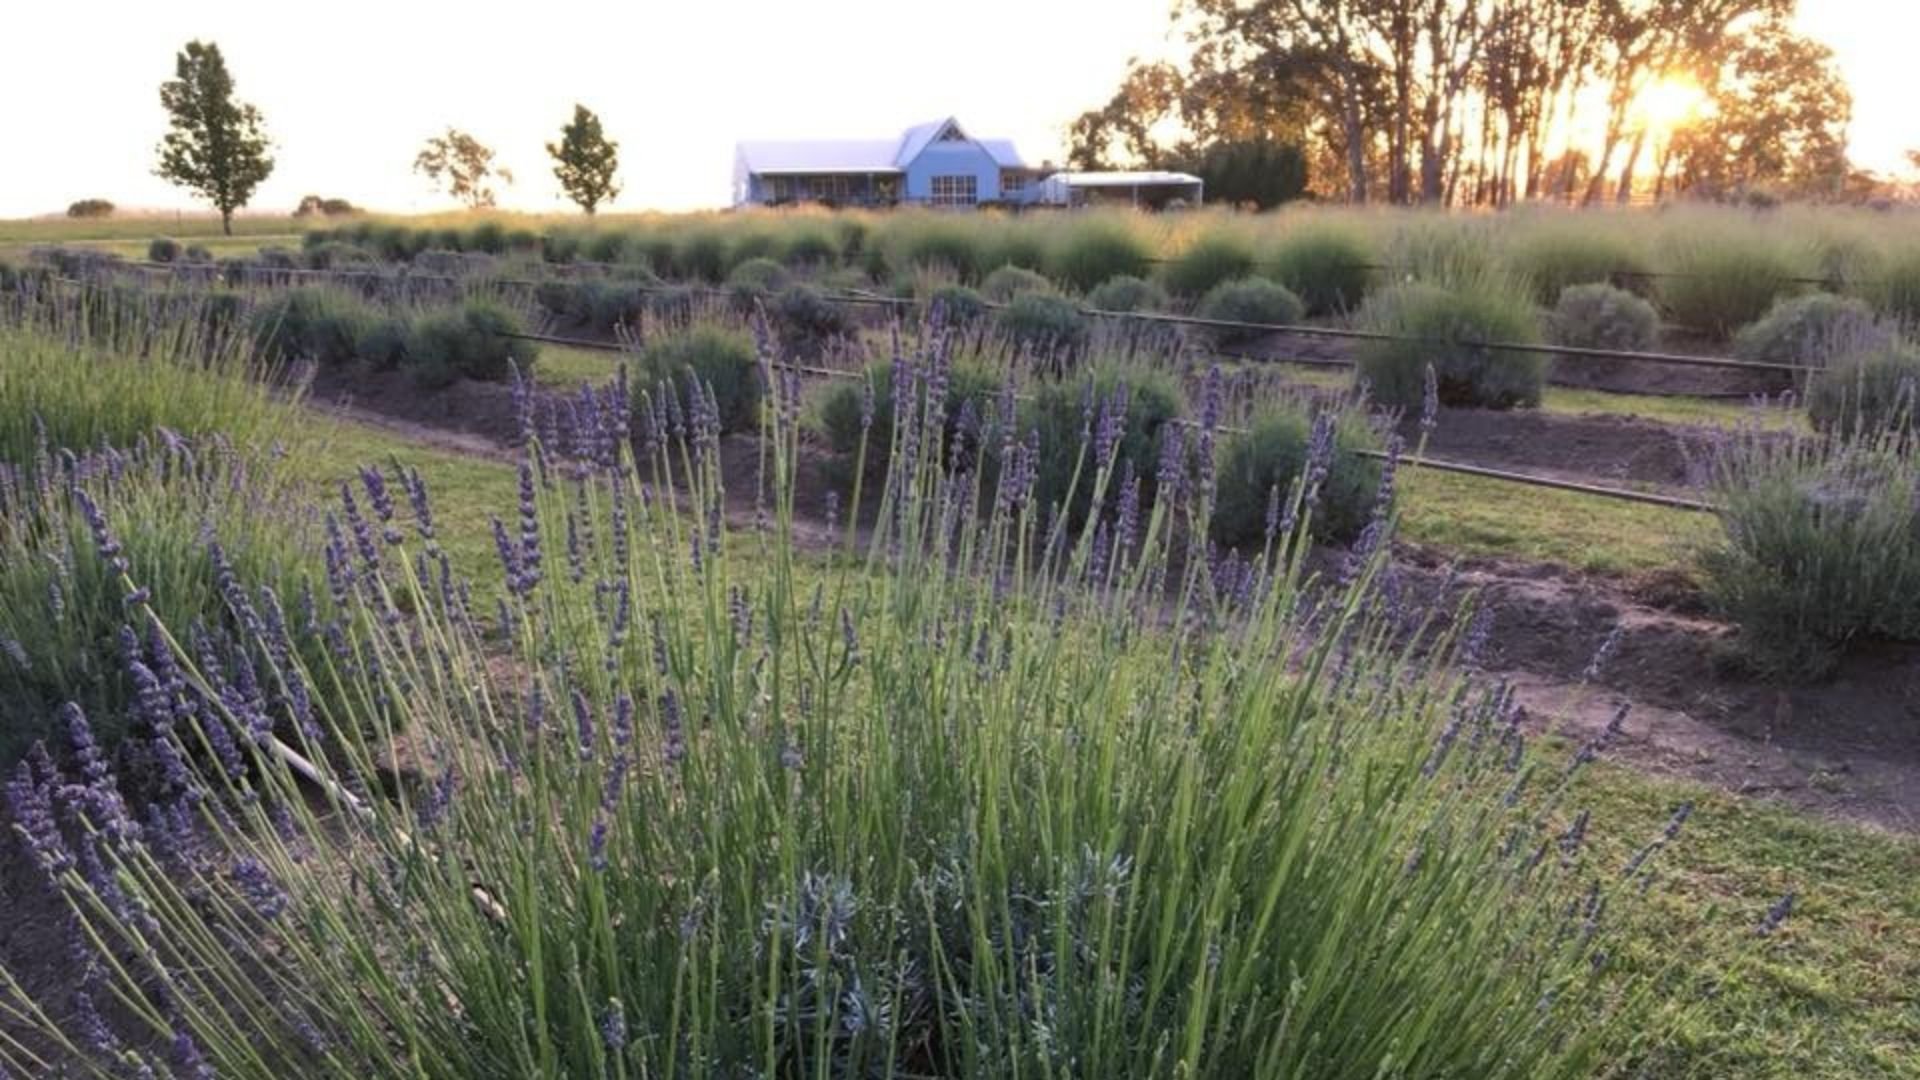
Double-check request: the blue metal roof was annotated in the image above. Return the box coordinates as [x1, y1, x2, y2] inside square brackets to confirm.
[737, 118, 1028, 175]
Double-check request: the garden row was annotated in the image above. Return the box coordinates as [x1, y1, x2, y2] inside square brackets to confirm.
[292, 204, 1920, 338]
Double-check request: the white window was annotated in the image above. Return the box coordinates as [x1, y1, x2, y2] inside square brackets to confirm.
[1000, 170, 1027, 197]
[929, 175, 978, 206]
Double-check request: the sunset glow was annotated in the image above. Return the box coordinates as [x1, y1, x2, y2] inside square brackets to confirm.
[1633, 76, 1709, 137]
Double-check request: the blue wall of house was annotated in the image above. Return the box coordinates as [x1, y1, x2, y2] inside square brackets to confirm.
[902, 142, 1003, 203]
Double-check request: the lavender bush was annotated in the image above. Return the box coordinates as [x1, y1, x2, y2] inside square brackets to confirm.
[0, 328, 1672, 1079]
[1695, 414, 1920, 678]
[0, 433, 326, 762]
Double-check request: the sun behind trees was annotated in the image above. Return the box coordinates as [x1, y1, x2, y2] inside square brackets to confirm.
[548, 104, 622, 215]
[1072, 0, 1853, 207]
[153, 40, 274, 234]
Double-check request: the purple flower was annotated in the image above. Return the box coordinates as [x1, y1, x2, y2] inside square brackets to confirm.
[573, 688, 596, 762]
[1623, 800, 1693, 877]
[6, 748, 72, 875]
[401, 466, 436, 541]
[232, 856, 288, 920]
[72, 488, 128, 573]
[602, 997, 628, 1051]
[660, 689, 686, 767]
[417, 764, 457, 831]
[1420, 363, 1439, 436]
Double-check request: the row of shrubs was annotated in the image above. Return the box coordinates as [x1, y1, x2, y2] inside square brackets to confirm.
[251, 287, 536, 386]
[645, 339, 1382, 547]
[296, 207, 1920, 339]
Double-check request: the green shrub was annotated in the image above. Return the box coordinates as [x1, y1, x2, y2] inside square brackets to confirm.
[505, 228, 542, 254]
[770, 284, 854, 357]
[780, 228, 838, 268]
[355, 316, 412, 371]
[1023, 364, 1185, 526]
[1550, 283, 1660, 352]
[924, 283, 988, 327]
[634, 325, 762, 434]
[543, 230, 583, 265]
[1660, 236, 1800, 338]
[468, 221, 508, 255]
[1194, 278, 1305, 348]
[304, 241, 374, 271]
[726, 230, 779, 268]
[1356, 280, 1547, 410]
[1162, 235, 1256, 298]
[981, 264, 1053, 303]
[1211, 404, 1382, 547]
[147, 236, 181, 263]
[1048, 222, 1152, 292]
[996, 292, 1090, 360]
[536, 280, 649, 334]
[1806, 342, 1920, 440]
[1086, 275, 1170, 314]
[726, 256, 791, 309]
[1266, 226, 1373, 315]
[1695, 424, 1920, 678]
[812, 358, 1003, 477]
[1508, 228, 1652, 305]
[65, 198, 114, 219]
[583, 231, 629, 264]
[183, 244, 213, 263]
[902, 223, 985, 281]
[403, 298, 535, 387]
[1870, 250, 1920, 328]
[1733, 293, 1891, 370]
[675, 232, 729, 283]
[250, 287, 375, 367]
[0, 438, 321, 764]
[0, 322, 287, 469]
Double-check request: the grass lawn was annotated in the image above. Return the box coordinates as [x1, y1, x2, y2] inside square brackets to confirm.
[1398, 465, 1713, 576]
[534, 343, 624, 388]
[1576, 763, 1920, 1078]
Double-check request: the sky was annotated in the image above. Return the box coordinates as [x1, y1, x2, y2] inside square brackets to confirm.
[0, 0, 1912, 219]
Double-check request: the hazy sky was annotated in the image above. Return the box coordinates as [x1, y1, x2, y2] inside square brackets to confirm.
[1, 0, 1912, 218]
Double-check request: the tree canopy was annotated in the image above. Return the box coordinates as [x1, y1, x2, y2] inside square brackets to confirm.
[154, 40, 274, 234]
[547, 104, 622, 215]
[1070, 0, 1853, 206]
[414, 129, 513, 210]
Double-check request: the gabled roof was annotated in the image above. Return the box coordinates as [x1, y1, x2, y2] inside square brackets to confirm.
[736, 117, 1029, 176]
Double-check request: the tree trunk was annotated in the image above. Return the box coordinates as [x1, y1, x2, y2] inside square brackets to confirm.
[1615, 128, 1647, 205]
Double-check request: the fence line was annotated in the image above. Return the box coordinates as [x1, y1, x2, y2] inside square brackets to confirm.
[504, 328, 1720, 515]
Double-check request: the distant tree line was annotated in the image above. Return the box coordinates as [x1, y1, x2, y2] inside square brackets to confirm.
[1070, 0, 1855, 206]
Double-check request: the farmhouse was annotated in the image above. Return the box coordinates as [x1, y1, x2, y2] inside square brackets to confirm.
[732, 117, 1045, 208]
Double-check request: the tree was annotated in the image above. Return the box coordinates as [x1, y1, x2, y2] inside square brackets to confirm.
[66, 199, 115, 219]
[1188, 140, 1310, 208]
[154, 40, 274, 235]
[1665, 16, 1851, 199]
[547, 104, 621, 215]
[414, 129, 513, 209]
[294, 194, 357, 217]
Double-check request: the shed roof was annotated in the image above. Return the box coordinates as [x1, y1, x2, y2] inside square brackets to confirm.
[1048, 171, 1203, 187]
